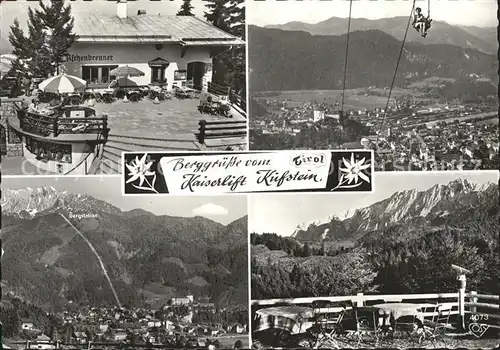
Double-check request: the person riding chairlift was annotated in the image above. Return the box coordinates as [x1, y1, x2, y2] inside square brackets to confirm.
[412, 7, 432, 37]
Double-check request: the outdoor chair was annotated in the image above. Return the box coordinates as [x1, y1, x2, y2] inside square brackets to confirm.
[128, 91, 141, 102]
[103, 93, 115, 104]
[353, 306, 382, 347]
[199, 96, 218, 115]
[69, 94, 81, 106]
[423, 304, 452, 346]
[306, 300, 348, 348]
[391, 314, 424, 345]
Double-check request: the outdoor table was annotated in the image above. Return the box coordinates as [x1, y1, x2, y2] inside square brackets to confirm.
[372, 303, 432, 326]
[128, 90, 141, 101]
[254, 306, 315, 335]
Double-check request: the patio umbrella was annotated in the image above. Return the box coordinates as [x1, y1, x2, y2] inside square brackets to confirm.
[38, 73, 87, 94]
[110, 65, 145, 78]
[0, 54, 15, 78]
[0, 62, 11, 77]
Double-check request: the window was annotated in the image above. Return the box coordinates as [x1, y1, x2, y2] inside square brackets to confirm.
[25, 137, 72, 164]
[174, 70, 187, 81]
[151, 67, 166, 84]
[82, 65, 118, 84]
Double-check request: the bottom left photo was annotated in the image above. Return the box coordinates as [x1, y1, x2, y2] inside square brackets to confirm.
[1, 176, 249, 350]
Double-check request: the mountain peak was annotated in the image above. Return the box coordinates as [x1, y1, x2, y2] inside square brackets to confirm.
[292, 179, 497, 242]
[1, 186, 122, 217]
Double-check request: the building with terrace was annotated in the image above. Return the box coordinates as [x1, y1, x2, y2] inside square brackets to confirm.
[62, 0, 244, 92]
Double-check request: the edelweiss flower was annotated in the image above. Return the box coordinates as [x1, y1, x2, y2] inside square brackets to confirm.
[340, 153, 371, 184]
[126, 153, 155, 186]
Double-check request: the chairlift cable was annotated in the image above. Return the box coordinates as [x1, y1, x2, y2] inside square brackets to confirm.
[340, 0, 353, 116]
[375, 0, 417, 145]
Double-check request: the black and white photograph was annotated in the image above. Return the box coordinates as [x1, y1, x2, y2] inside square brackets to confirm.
[249, 171, 500, 348]
[121, 151, 373, 195]
[0, 0, 247, 177]
[1, 176, 250, 349]
[247, 0, 498, 172]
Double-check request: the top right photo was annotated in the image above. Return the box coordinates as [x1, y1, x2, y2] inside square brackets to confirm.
[247, 0, 498, 172]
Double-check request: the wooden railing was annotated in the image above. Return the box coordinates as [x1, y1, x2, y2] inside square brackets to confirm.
[252, 290, 500, 331]
[229, 90, 247, 117]
[17, 110, 109, 138]
[18, 111, 56, 137]
[196, 120, 247, 144]
[465, 292, 500, 326]
[207, 81, 230, 96]
[207, 82, 247, 117]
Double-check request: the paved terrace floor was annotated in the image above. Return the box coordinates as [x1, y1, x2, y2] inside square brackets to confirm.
[94, 97, 246, 140]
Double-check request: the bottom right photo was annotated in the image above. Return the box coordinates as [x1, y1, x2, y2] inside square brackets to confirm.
[249, 171, 499, 349]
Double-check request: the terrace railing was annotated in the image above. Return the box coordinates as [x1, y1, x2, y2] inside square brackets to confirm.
[207, 82, 247, 117]
[17, 109, 109, 139]
[196, 120, 247, 145]
[252, 291, 500, 331]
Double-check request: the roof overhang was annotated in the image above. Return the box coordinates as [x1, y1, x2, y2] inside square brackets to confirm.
[180, 37, 245, 46]
[75, 35, 176, 44]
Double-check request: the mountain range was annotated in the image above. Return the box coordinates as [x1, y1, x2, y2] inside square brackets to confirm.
[1, 186, 248, 312]
[291, 178, 499, 243]
[248, 25, 498, 92]
[265, 17, 498, 54]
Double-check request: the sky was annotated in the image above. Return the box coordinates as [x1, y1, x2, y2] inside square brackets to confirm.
[2, 175, 247, 225]
[248, 171, 499, 236]
[0, 0, 210, 53]
[248, 0, 498, 28]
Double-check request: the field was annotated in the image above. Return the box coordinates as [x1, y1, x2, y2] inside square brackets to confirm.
[252, 88, 428, 110]
[422, 111, 499, 127]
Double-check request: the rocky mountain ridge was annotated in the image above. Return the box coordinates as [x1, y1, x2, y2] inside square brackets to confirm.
[292, 179, 498, 242]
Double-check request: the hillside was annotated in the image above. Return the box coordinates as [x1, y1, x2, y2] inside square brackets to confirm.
[252, 179, 499, 298]
[1, 187, 248, 312]
[266, 17, 498, 54]
[248, 26, 498, 92]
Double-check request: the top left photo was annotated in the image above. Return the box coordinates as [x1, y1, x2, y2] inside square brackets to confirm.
[1, 0, 247, 177]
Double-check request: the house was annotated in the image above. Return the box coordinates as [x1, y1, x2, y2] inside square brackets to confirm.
[167, 297, 192, 306]
[231, 323, 245, 334]
[21, 319, 35, 330]
[72, 331, 88, 344]
[113, 331, 128, 342]
[28, 334, 55, 350]
[62, 0, 243, 92]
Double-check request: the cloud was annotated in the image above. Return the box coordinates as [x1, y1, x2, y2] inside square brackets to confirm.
[192, 203, 228, 217]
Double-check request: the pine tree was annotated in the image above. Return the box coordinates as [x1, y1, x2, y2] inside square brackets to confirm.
[37, 0, 76, 75]
[177, 0, 195, 16]
[203, 0, 245, 94]
[8, 0, 75, 80]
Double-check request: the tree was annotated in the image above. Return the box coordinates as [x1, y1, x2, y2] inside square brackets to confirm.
[203, 0, 245, 93]
[9, 14, 50, 79]
[8, 0, 75, 80]
[177, 0, 195, 16]
[302, 243, 312, 257]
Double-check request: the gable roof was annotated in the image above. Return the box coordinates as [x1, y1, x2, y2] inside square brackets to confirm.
[37, 334, 51, 341]
[73, 15, 244, 46]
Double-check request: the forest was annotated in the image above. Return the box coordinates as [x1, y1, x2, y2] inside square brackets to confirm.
[251, 216, 499, 299]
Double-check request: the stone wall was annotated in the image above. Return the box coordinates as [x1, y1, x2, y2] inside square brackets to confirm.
[1, 98, 24, 157]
